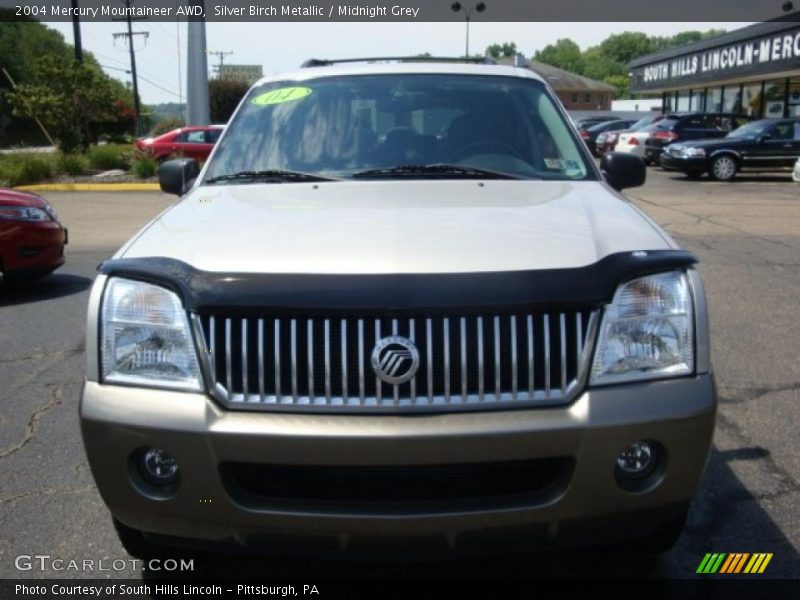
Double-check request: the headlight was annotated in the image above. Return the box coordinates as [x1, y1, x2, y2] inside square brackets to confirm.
[681, 147, 706, 158]
[0, 205, 50, 221]
[101, 278, 202, 391]
[590, 271, 694, 385]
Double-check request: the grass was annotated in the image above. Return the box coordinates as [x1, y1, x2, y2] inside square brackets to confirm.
[132, 154, 157, 178]
[0, 143, 154, 186]
[87, 144, 132, 171]
[0, 153, 56, 187]
[57, 153, 90, 176]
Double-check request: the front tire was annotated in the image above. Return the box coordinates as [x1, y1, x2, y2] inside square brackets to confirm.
[710, 155, 737, 182]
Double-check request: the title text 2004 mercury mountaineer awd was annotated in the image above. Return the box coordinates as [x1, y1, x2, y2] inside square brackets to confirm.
[80, 59, 715, 558]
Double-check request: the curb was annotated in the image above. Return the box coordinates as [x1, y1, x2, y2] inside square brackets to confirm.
[14, 183, 160, 192]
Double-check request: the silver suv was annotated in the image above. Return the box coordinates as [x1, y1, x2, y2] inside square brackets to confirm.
[81, 58, 715, 558]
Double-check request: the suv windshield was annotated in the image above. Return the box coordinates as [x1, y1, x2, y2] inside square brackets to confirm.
[654, 118, 679, 130]
[203, 74, 592, 183]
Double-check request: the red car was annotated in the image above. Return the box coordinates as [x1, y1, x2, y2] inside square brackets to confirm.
[134, 125, 224, 162]
[0, 188, 67, 281]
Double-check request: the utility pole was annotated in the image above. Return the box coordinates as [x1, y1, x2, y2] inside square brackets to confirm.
[186, 1, 210, 126]
[71, 0, 83, 62]
[176, 17, 183, 115]
[208, 50, 233, 77]
[112, 0, 148, 136]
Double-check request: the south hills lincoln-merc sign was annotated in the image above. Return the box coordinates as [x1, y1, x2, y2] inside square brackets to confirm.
[630, 24, 800, 92]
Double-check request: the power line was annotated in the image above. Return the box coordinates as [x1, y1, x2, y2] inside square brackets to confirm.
[101, 64, 181, 98]
[208, 50, 234, 75]
[137, 73, 181, 98]
[112, 0, 148, 136]
[99, 63, 130, 74]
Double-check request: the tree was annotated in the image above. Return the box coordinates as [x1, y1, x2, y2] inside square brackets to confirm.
[534, 39, 584, 74]
[485, 42, 518, 59]
[581, 46, 626, 82]
[6, 55, 118, 152]
[598, 32, 655, 65]
[209, 78, 250, 124]
[603, 75, 630, 99]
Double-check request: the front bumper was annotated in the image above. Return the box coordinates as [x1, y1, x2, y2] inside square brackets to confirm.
[80, 374, 716, 553]
[660, 154, 708, 172]
[644, 145, 666, 163]
[0, 220, 66, 274]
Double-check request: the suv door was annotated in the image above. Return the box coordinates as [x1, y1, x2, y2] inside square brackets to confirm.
[699, 114, 737, 140]
[676, 114, 709, 141]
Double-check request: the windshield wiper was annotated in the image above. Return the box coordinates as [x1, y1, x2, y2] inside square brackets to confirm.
[205, 169, 337, 185]
[351, 164, 530, 180]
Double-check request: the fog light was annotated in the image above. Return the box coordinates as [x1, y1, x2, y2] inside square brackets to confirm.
[616, 440, 657, 479]
[139, 448, 179, 485]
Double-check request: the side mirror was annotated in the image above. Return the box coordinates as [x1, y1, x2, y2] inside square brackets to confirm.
[157, 158, 200, 196]
[600, 152, 646, 191]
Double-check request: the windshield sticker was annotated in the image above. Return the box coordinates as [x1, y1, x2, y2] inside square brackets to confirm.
[251, 87, 312, 106]
[544, 158, 564, 170]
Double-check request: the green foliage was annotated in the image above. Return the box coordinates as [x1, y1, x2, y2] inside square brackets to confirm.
[598, 32, 655, 65]
[57, 152, 89, 176]
[603, 75, 631, 100]
[524, 27, 726, 100]
[151, 117, 186, 137]
[0, 153, 55, 187]
[87, 144, 132, 171]
[209, 78, 250, 124]
[534, 39, 585, 75]
[0, 19, 137, 148]
[132, 154, 157, 179]
[485, 42, 518, 59]
[581, 47, 627, 81]
[6, 55, 119, 153]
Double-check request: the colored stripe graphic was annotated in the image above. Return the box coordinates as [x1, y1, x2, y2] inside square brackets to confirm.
[719, 554, 736, 573]
[733, 553, 750, 573]
[696, 554, 713, 574]
[720, 553, 738, 573]
[758, 554, 773, 573]
[697, 553, 727, 574]
[699, 552, 773, 574]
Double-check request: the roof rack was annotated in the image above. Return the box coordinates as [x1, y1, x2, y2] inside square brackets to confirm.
[300, 56, 497, 68]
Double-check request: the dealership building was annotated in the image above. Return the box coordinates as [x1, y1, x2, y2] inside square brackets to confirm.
[629, 20, 800, 119]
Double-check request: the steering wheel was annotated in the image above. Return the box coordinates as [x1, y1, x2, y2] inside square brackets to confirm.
[452, 141, 524, 162]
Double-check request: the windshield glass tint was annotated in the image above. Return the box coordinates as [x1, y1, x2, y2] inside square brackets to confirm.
[655, 118, 678, 130]
[727, 121, 772, 139]
[631, 116, 655, 130]
[203, 74, 592, 182]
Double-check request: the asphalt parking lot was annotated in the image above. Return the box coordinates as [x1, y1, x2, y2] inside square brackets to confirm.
[0, 168, 798, 580]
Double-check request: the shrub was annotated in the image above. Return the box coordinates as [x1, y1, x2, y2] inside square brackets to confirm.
[58, 152, 89, 176]
[87, 144, 131, 171]
[132, 154, 157, 178]
[209, 78, 249, 123]
[0, 152, 55, 186]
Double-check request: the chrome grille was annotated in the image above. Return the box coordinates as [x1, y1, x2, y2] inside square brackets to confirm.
[194, 310, 599, 413]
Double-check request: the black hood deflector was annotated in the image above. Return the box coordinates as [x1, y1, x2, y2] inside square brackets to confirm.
[98, 250, 697, 316]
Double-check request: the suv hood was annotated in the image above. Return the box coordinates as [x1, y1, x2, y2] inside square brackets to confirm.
[121, 180, 673, 274]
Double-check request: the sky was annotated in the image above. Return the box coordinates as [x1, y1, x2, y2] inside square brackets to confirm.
[44, 21, 754, 105]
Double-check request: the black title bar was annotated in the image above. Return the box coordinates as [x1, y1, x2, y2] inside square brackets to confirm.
[0, 0, 798, 22]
